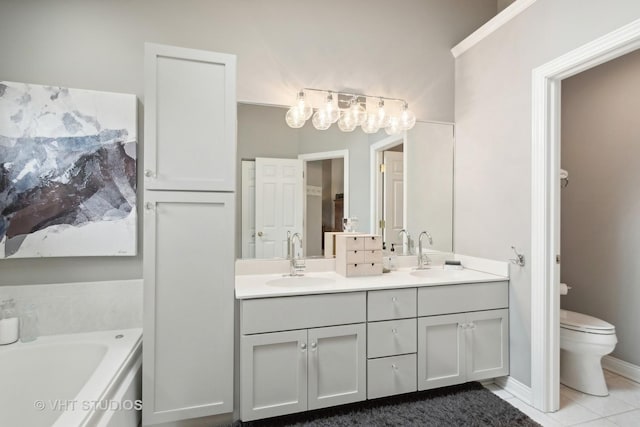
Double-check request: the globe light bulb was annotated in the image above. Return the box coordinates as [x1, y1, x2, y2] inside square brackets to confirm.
[338, 111, 357, 132]
[285, 106, 306, 128]
[385, 116, 402, 135]
[361, 113, 380, 134]
[399, 102, 416, 130]
[312, 110, 332, 130]
[348, 97, 366, 125]
[324, 93, 340, 124]
[295, 91, 313, 120]
[376, 99, 390, 128]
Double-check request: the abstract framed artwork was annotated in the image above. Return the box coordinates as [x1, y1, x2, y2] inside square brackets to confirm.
[0, 81, 137, 258]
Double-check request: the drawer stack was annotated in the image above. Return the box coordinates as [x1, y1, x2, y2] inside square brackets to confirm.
[366, 288, 417, 399]
[335, 234, 383, 277]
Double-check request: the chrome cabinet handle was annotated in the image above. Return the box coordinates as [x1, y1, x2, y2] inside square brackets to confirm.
[145, 202, 154, 211]
[257, 231, 264, 237]
[301, 343, 307, 351]
[391, 328, 398, 335]
[391, 363, 398, 370]
[144, 169, 154, 178]
[311, 342, 317, 351]
[392, 296, 398, 303]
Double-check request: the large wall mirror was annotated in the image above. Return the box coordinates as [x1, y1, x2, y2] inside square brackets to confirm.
[236, 103, 453, 259]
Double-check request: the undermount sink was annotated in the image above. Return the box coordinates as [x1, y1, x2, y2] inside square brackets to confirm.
[266, 276, 336, 288]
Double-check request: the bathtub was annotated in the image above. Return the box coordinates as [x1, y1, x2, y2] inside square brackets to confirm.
[0, 328, 142, 427]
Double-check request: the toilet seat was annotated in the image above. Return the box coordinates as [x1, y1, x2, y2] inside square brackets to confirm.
[560, 309, 615, 335]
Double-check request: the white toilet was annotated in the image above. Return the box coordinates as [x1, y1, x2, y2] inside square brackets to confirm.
[560, 309, 617, 396]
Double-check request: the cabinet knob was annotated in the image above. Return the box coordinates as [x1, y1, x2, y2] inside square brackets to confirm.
[391, 328, 398, 335]
[301, 343, 307, 350]
[311, 342, 317, 350]
[458, 323, 465, 329]
[391, 363, 398, 370]
[392, 297, 398, 303]
[469, 322, 476, 330]
[145, 202, 154, 211]
[257, 231, 264, 237]
[144, 169, 154, 178]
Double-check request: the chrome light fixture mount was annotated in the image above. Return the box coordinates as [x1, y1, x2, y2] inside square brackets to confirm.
[285, 88, 416, 134]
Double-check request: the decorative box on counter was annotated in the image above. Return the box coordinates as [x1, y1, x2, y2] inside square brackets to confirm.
[335, 234, 383, 277]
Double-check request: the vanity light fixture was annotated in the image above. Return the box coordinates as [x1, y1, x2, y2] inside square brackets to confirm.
[285, 88, 416, 135]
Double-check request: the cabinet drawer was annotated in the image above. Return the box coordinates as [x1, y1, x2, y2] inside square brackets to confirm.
[367, 354, 417, 399]
[346, 250, 365, 264]
[241, 292, 366, 334]
[364, 250, 383, 264]
[368, 318, 417, 358]
[368, 288, 417, 321]
[418, 282, 508, 317]
[364, 236, 382, 250]
[344, 236, 365, 250]
[346, 263, 382, 277]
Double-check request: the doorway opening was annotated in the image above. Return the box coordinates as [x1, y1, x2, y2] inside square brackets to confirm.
[530, 18, 640, 412]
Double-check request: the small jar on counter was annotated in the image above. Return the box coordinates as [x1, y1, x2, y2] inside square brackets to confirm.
[0, 299, 19, 345]
[20, 304, 39, 343]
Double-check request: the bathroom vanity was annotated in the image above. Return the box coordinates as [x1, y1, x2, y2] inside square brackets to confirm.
[236, 268, 509, 421]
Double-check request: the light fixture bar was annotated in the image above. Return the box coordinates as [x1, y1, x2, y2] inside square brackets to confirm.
[286, 87, 416, 135]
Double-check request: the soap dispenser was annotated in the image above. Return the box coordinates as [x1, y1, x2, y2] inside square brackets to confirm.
[0, 299, 19, 345]
[389, 244, 398, 271]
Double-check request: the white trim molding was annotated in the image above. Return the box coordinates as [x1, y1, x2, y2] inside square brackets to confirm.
[603, 356, 640, 384]
[451, 0, 538, 58]
[495, 376, 533, 404]
[369, 134, 405, 235]
[530, 18, 640, 413]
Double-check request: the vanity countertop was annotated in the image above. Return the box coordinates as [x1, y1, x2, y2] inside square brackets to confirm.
[235, 267, 508, 299]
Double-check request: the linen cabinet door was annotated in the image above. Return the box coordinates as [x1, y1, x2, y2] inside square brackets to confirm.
[143, 191, 235, 425]
[466, 309, 509, 381]
[417, 313, 466, 390]
[240, 330, 308, 421]
[144, 43, 236, 191]
[308, 323, 367, 410]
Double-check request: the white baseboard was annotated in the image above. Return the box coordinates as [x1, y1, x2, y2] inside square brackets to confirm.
[603, 356, 640, 384]
[494, 376, 533, 404]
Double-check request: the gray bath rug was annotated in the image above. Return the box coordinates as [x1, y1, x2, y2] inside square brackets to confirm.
[237, 382, 540, 426]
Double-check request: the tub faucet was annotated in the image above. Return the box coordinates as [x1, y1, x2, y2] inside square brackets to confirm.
[417, 231, 433, 269]
[398, 229, 413, 255]
[289, 232, 305, 276]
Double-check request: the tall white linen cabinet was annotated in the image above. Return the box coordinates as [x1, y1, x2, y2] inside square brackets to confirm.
[142, 43, 236, 426]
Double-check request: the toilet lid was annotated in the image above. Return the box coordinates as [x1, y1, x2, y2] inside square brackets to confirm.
[560, 309, 615, 333]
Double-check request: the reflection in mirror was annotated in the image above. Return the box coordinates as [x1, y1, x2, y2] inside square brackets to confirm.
[236, 103, 454, 260]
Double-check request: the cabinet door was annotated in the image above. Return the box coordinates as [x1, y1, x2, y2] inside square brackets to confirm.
[144, 43, 236, 191]
[240, 330, 308, 421]
[308, 324, 366, 410]
[466, 309, 509, 381]
[417, 313, 466, 390]
[142, 191, 235, 425]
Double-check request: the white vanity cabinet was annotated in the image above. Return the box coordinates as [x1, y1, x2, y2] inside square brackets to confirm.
[417, 282, 509, 391]
[240, 293, 367, 421]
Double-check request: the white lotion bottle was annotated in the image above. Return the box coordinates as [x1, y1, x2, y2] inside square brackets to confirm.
[0, 299, 19, 345]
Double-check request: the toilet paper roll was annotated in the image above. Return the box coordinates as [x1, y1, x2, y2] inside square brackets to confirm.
[560, 283, 571, 295]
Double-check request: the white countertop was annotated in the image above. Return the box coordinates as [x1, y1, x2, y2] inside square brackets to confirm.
[235, 267, 508, 299]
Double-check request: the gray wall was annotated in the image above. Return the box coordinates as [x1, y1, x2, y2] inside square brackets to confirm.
[560, 49, 640, 366]
[0, 0, 495, 285]
[454, 0, 640, 386]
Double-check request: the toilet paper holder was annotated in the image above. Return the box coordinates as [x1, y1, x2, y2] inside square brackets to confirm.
[509, 246, 525, 267]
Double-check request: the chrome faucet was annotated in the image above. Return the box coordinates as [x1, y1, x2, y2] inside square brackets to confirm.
[417, 231, 433, 269]
[289, 232, 305, 276]
[398, 229, 413, 255]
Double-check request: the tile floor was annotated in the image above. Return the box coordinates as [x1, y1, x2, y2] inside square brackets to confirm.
[486, 370, 640, 427]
